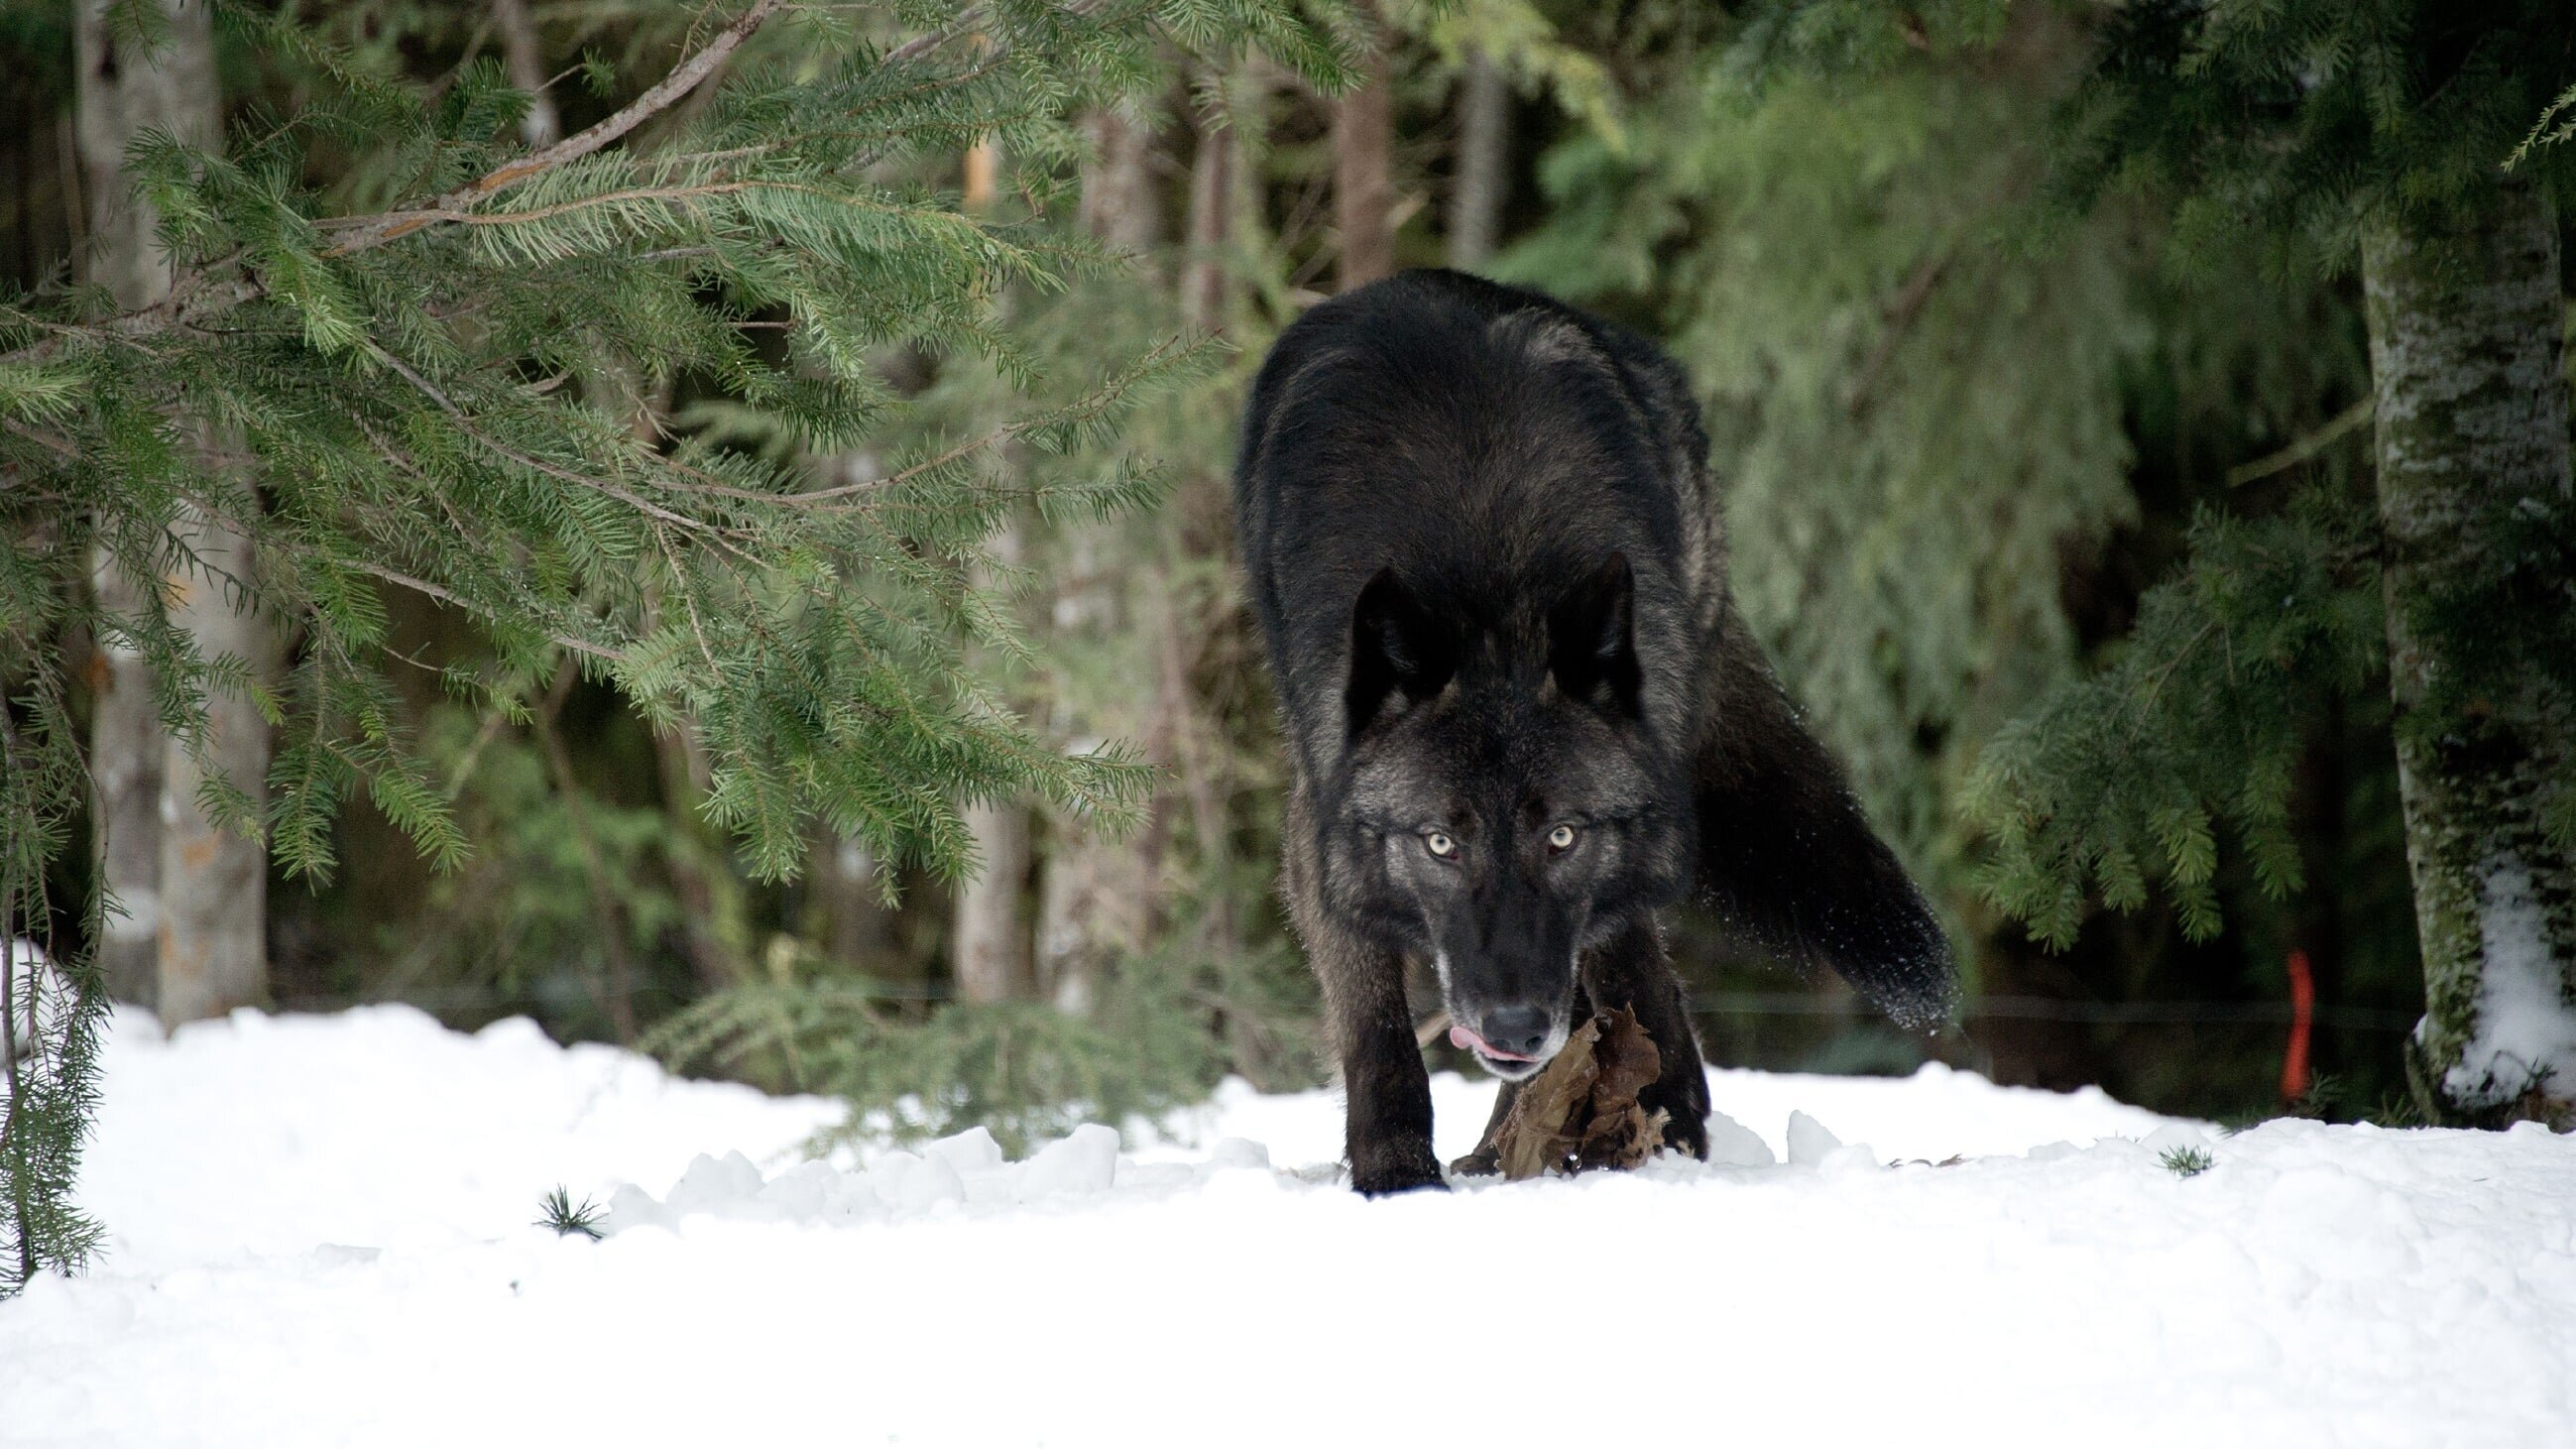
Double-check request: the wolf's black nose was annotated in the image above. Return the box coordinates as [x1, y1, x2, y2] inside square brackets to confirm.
[1482, 1006, 1551, 1058]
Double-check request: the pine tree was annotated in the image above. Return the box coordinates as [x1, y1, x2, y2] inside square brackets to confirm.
[1748, 0, 2576, 1124]
[0, 0, 1351, 1291]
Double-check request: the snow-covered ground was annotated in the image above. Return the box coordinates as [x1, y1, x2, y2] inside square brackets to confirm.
[5, 1005, 2573, 1448]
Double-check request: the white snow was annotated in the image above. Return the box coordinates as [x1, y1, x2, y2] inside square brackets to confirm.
[4, 1003, 2574, 1448]
[2447, 854, 2576, 1107]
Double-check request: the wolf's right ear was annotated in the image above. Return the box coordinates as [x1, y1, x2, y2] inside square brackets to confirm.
[1347, 566, 1456, 737]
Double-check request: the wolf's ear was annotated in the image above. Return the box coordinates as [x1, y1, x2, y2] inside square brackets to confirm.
[1549, 552, 1641, 716]
[1348, 566, 1457, 736]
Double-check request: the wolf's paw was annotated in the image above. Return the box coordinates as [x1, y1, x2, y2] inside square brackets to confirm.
[1644, 1079, 1712, 1159]
[1350, 1147, 1449, 1196]
[1659, 1109, 1711, 1161]
[1448, 1146, 1501, 1178]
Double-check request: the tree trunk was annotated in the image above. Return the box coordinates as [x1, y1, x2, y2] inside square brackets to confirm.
[77, 0, 204, 1006]
[1448, 47, 1507, 270]
[654, 725, 749, 994]
[1179, 86, 1233, 332]
[78, 0, 274, 1024]
[946, 140, 1034, 1005]
[954, 793, 1034, 1003]
[1079, 106, 1160, 258]
[1333, 21, 1395, 292]
[491, 0, 561, 148]
[2361, 181, 2576, 1126]
[152, 511, 276, 1026]
[952, 502, 1035, 1003]
[74, 0, 214, 309]
[1033, 105, 1165, 1014]
[84, 557, 162, 1007]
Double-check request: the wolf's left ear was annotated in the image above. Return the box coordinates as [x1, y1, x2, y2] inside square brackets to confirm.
[1348, 566, 1458, 737]
[1549, 552, 1641, 716]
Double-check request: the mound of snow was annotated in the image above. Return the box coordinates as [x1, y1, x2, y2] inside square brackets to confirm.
[70, 1003, 841, 1271]
[4, 1005, 2573, 1449]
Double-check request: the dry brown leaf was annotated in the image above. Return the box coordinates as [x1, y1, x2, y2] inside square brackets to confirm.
[1488, 1007, 1669, 1180]
[1493, 1018, 1598, 1180]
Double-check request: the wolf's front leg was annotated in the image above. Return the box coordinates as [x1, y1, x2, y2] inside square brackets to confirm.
[1581, 921, 1712, 1159]
[1285, 782, 1444, 1196]
[1325, 941, 1444, 1195]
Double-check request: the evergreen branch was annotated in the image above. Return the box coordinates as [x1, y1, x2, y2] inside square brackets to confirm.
[2, 0, 783, 367]
[320, 0, 787, 257]
[0, 271, 262, 369]
[2507, 81, 2576, 170]
[359, 338, 747, 550]
[346, 561, 625, 664]
[337, 180, 1005, 252]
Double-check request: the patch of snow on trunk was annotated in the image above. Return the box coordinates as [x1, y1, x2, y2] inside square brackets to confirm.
[2446, 853, 2576, 1107]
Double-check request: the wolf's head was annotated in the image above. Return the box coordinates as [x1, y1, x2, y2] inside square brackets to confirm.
[1328, 554, 1693, 1080]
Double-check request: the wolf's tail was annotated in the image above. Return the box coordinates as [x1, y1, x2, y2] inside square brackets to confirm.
[1691, 616, 1957, 1029]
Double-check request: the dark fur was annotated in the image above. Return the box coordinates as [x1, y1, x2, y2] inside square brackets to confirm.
[1236, 270, 1954, 1194]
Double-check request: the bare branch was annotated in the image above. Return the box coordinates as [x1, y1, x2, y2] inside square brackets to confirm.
[2226, 398, 2375, 488]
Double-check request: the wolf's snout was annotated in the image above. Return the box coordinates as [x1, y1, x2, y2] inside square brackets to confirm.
[1479, 1005, 1551, 1059]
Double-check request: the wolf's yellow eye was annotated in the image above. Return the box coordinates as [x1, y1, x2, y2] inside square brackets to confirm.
[1425, 831, 1457, 859]
[1547, 823, 1578, 852]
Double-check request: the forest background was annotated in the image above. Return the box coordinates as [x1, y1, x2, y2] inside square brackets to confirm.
[6, 0, 2572, 1268]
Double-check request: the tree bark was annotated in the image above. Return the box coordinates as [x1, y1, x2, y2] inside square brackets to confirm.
[1332, 21, 1395, 292]
[1447, 47, 1507, 270]
[78, 0, 275, 1023]
[74, 0, 215, 309]
[151, 512, 276, 1026]
[952, 503, 1036, 1003]
[2361, 181, 2576, 1126]
[85, 558, 162, 1007]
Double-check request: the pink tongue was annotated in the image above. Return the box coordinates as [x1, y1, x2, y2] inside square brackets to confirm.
[1449, 1023, 1536, 1062]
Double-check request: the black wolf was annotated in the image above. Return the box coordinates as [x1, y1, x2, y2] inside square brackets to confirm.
[1234, 269, 1954, 1195]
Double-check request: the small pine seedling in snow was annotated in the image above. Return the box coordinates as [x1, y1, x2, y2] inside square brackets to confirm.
[2160, 1145, 2214, 1179]
[537, 1186, 604, 1240]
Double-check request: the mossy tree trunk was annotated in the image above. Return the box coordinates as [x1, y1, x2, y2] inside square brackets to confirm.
[2362, 180, 2576, 1126]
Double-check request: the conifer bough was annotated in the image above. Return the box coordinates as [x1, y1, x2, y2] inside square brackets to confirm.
[0, 0, 1347, 1290]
